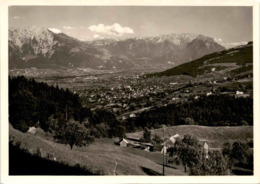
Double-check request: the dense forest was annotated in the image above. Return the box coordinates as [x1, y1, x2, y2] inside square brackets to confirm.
[133, 95, 253, 129]
[9, 76, 85, 131]
[9, 76, 125, 142]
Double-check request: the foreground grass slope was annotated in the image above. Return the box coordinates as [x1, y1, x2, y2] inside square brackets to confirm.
[126, 125, 253, 148]
[9, 124, 185, 175]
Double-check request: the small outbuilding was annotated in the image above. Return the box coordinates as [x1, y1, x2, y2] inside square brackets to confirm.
[119, 138, 128, 147]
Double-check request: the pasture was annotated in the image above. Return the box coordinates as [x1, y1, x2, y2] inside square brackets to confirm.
[126, 125, 253, 148]
[9, 124, 186, 175]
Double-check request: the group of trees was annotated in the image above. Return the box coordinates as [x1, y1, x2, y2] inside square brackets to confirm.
[222, 141, 253, 172]
[168, 135, 230, 175]
[9, 76, 127, 149]
[87, 109, 126, 138]
[134, 95, 253, 129]
[168, 135, 253, 175]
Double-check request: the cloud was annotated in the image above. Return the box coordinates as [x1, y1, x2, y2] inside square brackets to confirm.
[13, 16, 20, 19]
[88, 23, 134, 36]
[94, 34, 100, 38]
[63, 26, 74, 30]
[48, 28, 62, 34]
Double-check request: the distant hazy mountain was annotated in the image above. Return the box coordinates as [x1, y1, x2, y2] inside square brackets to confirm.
[9, 27, 225, 71]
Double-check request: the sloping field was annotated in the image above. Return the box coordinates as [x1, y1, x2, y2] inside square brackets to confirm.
[126, 125, 253, 148]
[9, 125, 186, 175]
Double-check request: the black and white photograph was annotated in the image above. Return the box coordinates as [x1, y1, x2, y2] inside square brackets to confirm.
[1, 1, 260, 183]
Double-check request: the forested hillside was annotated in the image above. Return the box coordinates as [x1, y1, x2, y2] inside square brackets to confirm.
[134, 95, 253, 129]
[9, 76, 126, 140]
[9, 76, 86, 131]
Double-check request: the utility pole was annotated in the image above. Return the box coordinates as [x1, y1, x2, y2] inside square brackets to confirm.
[162, 127, 165, 175]
[65, 105, 68, 121]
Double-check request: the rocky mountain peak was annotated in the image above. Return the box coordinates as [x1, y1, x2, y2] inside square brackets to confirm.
[9, 27, 55, 57]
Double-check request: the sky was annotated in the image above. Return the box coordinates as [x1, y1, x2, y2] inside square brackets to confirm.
[9, 6, 252, 47]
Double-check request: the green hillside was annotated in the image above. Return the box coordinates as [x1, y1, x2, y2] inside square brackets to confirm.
[9, 125, 186, 175]
[126, 125, 253, 148]
[148, 42, 253, 77]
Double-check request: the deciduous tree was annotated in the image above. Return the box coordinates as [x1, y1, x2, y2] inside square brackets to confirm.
[54, 119, 94, 149]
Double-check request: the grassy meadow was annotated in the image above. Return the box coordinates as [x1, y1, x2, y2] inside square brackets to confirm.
[126, 125, 253, 148]
[9, 124, 186, 175]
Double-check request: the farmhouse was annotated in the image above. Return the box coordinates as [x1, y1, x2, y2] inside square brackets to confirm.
[160, 134, 180, 153]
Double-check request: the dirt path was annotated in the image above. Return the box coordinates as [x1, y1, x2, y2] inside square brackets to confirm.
[112, 156, 118, 175]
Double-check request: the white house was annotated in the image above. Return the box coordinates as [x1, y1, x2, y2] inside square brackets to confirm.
[236, 91, 244, 95]
[206, 91, 212, 96]
[27, 127, 37, 135]
[169, 134, 179, 144]
[129, 113, 136, 118]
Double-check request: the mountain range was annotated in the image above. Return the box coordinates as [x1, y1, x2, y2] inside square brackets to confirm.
[9, 27, 225, 71]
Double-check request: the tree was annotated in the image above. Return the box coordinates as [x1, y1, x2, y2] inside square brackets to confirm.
[54, 119, 94, 149]
[231, 141, 250, 167]
[143, 127, 151, 142]
[169, 134, 230, 175]
[79, 107, 92, 123]
[182, 117, 196, 125]
[190, 150, 229, 175]
[152, 133, 163, 144]
[95, 123, 110, 138]
[170, 135, 201, 173]
[114, 125, 126, 139]
[126, 119, 136, 132]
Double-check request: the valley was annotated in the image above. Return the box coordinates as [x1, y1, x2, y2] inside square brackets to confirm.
[12, 42, 252, 123]
[8, 27, 254, 176]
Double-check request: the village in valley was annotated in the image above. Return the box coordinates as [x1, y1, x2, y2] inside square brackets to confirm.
[7, 6, 255, 177]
